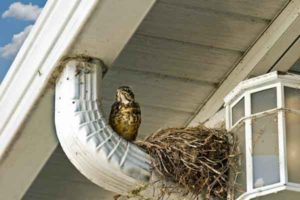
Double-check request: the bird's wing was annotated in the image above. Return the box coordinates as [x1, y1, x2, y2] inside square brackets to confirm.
[133, 102, 141, 126]
[109, 102, 120, 126]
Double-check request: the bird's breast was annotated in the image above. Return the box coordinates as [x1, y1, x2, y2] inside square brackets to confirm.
[117, 107, 138, 126]
[111, 106, 140, 140]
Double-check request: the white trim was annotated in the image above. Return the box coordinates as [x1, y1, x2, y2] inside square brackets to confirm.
[0, 1, 98, 199]
[0, 0, 98, 160]
[237, 184, 286, 200]
[0, 0, 59, 100]
[225, 105, 230, 130]
[225, 72, 279, 105]
[277, 84, 288, 184]
[237, 183, 300, 199]
[244, 92, 253, 191]
[225, 72, 300, 106]
[0, 90, 58, 200]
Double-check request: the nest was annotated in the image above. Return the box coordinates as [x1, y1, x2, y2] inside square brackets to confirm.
[48, 54, 107, 88]
[137, 126, 239, 200]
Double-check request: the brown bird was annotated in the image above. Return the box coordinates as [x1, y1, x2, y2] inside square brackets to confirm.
[109, 86, 141, 141]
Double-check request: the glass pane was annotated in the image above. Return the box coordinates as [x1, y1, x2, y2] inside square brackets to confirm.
[252, 114, 280, 188]
[251, 88, 277, 114]
[286, 112, 300, 183]
[232, 123, 247, 197]
[232, 98, 245, 125]
[285, 87, 300, 110]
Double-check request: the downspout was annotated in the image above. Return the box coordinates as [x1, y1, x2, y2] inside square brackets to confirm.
[55, 58, 152, 194]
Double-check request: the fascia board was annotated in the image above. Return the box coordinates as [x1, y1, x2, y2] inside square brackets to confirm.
[0, 0, 99, 161]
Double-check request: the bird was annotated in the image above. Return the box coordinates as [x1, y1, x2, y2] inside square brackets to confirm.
[109, 86, 141, 141]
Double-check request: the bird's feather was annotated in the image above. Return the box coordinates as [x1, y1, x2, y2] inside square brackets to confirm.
[109, 101, 141, 141]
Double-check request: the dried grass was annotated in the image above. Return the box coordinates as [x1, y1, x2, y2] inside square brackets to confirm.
[48, 54, 107, 87]
[136, 125, 239, 200]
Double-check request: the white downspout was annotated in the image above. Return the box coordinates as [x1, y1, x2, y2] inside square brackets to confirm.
[55, 58, 152, 194]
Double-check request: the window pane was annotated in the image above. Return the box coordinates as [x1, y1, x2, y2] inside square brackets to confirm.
[252, 114, 280, 188]
[285, 87, 300, 110]
[251, 88, 277, 114]
[232, 123, 247, 197]
[232, 98, 245, 125]
[286, 112, 300, 183]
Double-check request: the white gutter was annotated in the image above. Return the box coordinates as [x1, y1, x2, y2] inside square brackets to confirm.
[0, 1, 98, 199]
[0, 0, 99, 161]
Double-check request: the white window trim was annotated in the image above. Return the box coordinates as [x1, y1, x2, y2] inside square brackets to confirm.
[226, 72, 300, 199]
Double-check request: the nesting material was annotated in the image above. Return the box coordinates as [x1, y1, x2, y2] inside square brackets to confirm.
[137, 126, 238, 199]
[49, 55, 107, 87]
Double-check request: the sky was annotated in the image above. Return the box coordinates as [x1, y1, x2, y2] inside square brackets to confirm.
[0, 0, 46, 83]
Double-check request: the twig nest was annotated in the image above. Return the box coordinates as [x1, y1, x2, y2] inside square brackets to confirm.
[137, 125, 238, 200]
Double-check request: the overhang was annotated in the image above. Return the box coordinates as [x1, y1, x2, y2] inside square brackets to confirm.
[1, 0, 300, 199]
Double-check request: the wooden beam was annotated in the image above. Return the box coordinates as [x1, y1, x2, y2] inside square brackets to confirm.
[0, 0, 156, 199]
[188, 0, 300, 126]
[271, 37, 300, 72]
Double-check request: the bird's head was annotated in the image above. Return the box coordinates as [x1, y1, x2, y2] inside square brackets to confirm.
[116, 86, 135, 104]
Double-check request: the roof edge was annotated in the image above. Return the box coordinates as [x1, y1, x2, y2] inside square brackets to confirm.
[0, 0, 99, 161]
